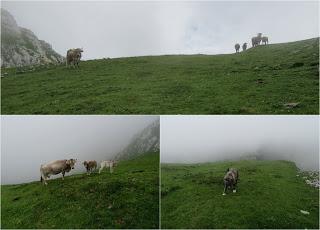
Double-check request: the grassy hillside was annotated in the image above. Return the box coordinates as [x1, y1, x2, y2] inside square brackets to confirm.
[161, 160, 319, 229]
[1, 38, 319, 114]
[1, 153, 159, 229]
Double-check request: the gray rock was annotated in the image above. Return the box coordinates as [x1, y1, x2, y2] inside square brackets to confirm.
[1, 9, 64, 68]
[116, 119, 160, 160]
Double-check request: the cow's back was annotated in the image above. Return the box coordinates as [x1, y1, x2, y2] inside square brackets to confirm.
[41, 160, 67, 175]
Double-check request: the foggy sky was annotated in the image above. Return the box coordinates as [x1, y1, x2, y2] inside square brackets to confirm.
[1, 115, 158, 185]
[2, 1, 318, 60]
[160, 116, 319, 171]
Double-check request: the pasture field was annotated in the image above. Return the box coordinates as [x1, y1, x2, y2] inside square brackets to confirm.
[1, 153, 159, 229]
[161, 160, 319, 229]
[1, 38, 319, 114]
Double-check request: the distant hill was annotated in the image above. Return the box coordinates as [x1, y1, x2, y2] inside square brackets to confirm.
[1, 38, 319, 114]
[161, 160, 319, 229]
[116, 119, 160, 160]
[1, 8, 64, 67]
[1, 153, 159, 229]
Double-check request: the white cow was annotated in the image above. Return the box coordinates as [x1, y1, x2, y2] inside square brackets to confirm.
[99, 160, 117, 174]
[40, 159, 77, 185]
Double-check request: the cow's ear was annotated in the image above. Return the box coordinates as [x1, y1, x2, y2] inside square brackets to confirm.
[226, 168, 229, 172]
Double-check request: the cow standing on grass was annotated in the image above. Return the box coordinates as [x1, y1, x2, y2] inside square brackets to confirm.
[261, 36, 269, 45]
[251, 33, 262, 47]
[66, 48, 83, 67]
[40, 159, 77, 185]
[222, 168, 239, 195]
[83, 160, 97, 175]
[99, 160, 117, 174]
[242, 43, 247, 51]
[235, 43, 240, 53]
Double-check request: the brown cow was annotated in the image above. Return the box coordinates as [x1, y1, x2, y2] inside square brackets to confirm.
[83, 160, 97, 174]
[40, 159, 77, 185]
[66, 48, 83, 67]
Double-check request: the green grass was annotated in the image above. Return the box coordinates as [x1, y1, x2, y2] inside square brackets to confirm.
[161, 160, 319, 229]
[1, 153, 159, 229]
[1, 38, 319, 114]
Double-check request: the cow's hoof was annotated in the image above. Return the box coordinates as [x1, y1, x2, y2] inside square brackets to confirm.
[222, 193, 226, 196]
[233, 190, 236, 193]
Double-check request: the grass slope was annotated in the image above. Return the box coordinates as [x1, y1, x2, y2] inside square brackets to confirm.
[1, 38, 319, 114]
[1, 153, 159, 229]
[161, 160, 319, 229]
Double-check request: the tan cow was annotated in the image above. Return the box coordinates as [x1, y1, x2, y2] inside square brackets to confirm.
[99, 160, 117, 174]
[83, 160, 97, 174]
[40, 159, 77, 185]
[66, 48, 83, 67]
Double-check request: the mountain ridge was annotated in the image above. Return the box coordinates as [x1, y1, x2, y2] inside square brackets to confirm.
[1, 8, 64, 67]
[116, 119, 160, 160]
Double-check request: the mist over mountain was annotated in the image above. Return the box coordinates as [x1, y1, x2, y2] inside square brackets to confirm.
[116, 118, 160, 160]
[1, 8, 63, 67]
[161, 116, 319, 171]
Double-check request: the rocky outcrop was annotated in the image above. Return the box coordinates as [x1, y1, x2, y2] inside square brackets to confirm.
[116, 119, 160, 160]
[1, 8, 64, 68]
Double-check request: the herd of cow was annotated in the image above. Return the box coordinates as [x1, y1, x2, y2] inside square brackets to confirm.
[235, 33, 269, 53]
[40, 158, 118, 185]
[65, 33, 269, 68]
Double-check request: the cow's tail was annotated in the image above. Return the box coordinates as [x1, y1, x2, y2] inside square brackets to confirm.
[40, 175, 43, 183]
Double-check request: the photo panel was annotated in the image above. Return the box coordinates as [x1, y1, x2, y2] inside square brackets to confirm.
[1, 115, 160, 229]
[160, 115, 319, 229]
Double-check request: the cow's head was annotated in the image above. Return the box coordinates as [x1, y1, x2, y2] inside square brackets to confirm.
[83, 161, 88, 166]
[66, 159, 77, 169]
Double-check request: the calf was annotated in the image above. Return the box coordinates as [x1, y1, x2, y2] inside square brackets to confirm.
[83, 160, 97, 174]
[223, 168, 239, 195]
[40, 159, 77, 185]
[99, 160, 117, 174]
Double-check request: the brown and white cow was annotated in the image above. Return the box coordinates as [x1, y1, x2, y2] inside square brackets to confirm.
[83, 160, 97, 174]
[99, 160, 117, 174]
[222, 168, 239, 195]
[66, 48, 83, 67]
[40, 159, 77, 185]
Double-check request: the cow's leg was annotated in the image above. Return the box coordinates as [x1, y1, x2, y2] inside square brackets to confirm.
[233, 181, 237, 193]
[43, 174, 48, 185]
[223, 182, 227, 195]
[62, 171, 65, 180]
[231, 183, 236, 193]
[99, 165, 103, 174]
[40, 171, 47, 185]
